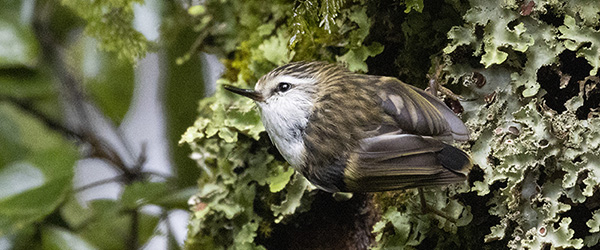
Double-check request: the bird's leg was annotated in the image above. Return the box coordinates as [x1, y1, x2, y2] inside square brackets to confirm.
[437, 85, 464, 102]
[418, 188, 458, 224]
[425, 61, 464, 101]
[427, 78, 439, 97]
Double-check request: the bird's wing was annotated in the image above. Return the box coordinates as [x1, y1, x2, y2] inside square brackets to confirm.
[343, 133, 471, 192]
[376, 77, 469, 142]
[406, 84, 470, 141]
[340, 78, 471, 192]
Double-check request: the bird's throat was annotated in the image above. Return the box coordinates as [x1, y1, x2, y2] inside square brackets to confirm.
[260, 110, 310, 168]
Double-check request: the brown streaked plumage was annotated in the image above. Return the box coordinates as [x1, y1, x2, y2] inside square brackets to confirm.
[224, 61, 472, 193]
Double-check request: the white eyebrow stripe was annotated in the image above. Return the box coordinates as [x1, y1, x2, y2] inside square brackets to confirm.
[272, 75, 317, 86]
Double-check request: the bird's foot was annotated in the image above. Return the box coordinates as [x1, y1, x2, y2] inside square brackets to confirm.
[425, 60, 465, 101]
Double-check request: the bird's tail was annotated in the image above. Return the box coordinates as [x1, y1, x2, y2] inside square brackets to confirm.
[436, 144, 472, 176]
[341, 134, 473, 192]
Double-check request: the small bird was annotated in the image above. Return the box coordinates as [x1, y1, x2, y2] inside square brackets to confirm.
[225, 61, 472, 193]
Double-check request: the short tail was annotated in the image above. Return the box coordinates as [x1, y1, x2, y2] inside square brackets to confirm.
[436, 144, 472, 176]
[341, 134, 473, 192]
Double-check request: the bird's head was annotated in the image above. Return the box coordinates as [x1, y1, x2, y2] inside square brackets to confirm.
[224, 61, 347, 119]
[224, 61, 348, 167]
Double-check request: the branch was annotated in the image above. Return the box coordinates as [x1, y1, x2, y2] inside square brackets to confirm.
[32, 2, 144, 183]
[0, 94, 83, 140]
[162, 209, 182, 250]
[73, 176, 126, 193]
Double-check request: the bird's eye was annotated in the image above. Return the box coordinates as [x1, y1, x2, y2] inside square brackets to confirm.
[277, 82, 291, 93]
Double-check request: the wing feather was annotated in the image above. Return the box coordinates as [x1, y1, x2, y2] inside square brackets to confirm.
[406, 84, 470, 141]
[309, 76, 472, 192]
[377, 77, 469, 142]
[343, 134, 471, 192]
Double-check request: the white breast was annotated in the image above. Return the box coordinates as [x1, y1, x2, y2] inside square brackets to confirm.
[257, 91, 314, 168]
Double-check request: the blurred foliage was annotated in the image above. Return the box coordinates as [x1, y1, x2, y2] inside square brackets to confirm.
[67, 36, 135, 125]
[180, 0, 600, 249]
[60, 0, 149, 63]
[162, 1, 206, 188]
[0, 0, 203, 249]
[0, 1, 39, 68]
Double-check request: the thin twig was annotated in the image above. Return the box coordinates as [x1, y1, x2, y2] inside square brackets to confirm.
[133, 142, 148, 173]
[31, 4, 157, 249]
[127, 209, 140, 250]
[73, 176, 126, 193]
[162, 209, 182, 250]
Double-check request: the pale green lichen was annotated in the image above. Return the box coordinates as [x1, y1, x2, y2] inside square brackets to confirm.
[439, 1, 600, 249]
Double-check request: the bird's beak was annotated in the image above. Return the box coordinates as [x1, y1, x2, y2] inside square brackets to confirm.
[224, 85, 264, 102]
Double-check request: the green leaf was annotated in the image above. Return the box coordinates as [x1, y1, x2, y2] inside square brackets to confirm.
[0, 104, 78, 179]
[0, 225, 37, 249]
[78, 200, 160, 249]
[121, 181, 170, 209]
[0, 162, 45, 200]
[60, 197, 94, 230]
[41, 226, 99, 250]
[0, 16, 39, 68]
[71, 37, 135, 124]
[0, 104, 77, 236]
[153, 186, 199, 209]
[0, 176, 72, 236]
[0, 111, 27, 166]
[0, 65, 62, 120]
